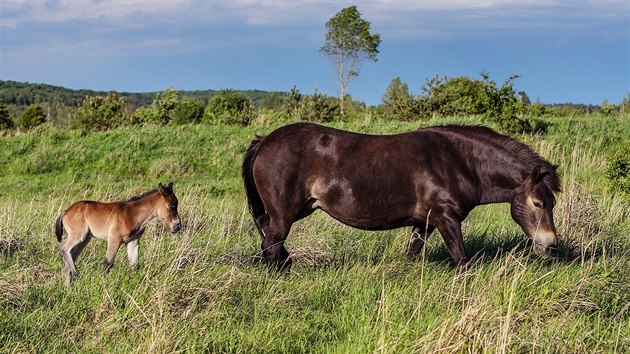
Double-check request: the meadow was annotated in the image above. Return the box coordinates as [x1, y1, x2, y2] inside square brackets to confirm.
[0, 114, 628, 353]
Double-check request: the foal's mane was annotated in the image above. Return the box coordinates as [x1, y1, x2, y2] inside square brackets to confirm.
[125, 188, 158, 203]
[427, 125, 561, 192]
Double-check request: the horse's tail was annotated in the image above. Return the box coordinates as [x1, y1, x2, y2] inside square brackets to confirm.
[55, 211, 64, 242]
[242, 135, 266, 219]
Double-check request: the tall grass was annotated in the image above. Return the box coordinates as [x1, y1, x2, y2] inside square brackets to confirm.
[1, 115, 628, 352]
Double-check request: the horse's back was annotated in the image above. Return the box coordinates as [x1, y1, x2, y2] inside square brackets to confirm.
[63, 200, 123, 239]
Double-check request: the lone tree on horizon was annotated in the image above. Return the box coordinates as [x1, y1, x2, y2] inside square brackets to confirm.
[320, 5, 381, 116]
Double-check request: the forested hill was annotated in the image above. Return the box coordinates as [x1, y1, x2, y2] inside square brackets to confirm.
[0, 80, 282, 108]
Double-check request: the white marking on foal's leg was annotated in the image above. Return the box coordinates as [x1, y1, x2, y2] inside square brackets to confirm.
[126, 239, 140, 268]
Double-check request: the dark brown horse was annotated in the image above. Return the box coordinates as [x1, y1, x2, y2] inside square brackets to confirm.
[242, 123, 560, 270]
[56, 182, 181, 284]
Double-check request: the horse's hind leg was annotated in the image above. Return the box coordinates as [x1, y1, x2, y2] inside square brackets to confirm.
[71, 236, 91, 262]
[406, 224, 435, 257]
[58, 231, 88, 285]
[259, 216, 293, 272]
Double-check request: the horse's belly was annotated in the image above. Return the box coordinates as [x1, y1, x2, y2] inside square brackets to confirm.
[88, 227, 109, 240]
[310, 176, 425, 230]
[315, 195, 422, 230]
[319, 206, 419, 230]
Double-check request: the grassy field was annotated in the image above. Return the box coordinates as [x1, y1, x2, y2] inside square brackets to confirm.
[1, 115, 628, 353]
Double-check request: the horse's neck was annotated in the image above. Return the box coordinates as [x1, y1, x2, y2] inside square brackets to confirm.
[477, 158, 527, 205]
[127, 193, 160, 230]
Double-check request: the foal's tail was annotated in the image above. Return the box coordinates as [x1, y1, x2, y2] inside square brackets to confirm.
[55, 212, 65, 242]
[242, 135, 266, 219]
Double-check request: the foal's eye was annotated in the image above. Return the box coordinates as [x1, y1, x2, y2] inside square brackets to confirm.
[168, 204, 176, 210]
[532, 200, 544, 209]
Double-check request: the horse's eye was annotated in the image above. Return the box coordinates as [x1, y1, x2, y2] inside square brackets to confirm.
[533, 200, 544, 209]
[168, 204, 176, 210]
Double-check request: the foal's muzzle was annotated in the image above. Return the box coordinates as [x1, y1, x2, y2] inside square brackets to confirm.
[172, 220, 182, 233]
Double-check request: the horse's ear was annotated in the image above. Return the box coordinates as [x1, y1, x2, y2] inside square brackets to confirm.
[158, 183, 167, 195]
[531, 165, 548, 183]
[167, 182, 174, 191]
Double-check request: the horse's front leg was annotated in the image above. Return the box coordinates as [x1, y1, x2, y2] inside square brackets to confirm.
[406, 224, 436, 257]
[103, 236, 122, 272]
[126, 239, 140, 269]
[125, 228, 144, 269]
[436, 216, 469, 265]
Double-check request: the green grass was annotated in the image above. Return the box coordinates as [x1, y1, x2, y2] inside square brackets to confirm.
[1, 115, 629, 353]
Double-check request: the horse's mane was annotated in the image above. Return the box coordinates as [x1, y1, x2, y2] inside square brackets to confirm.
[125, 188, 158, 203]
[426, 125, 561, 193]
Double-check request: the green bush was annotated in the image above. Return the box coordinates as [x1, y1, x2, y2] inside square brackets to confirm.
[17, 104, 46, 130]
[204, 90, 256, 126]
[420, 75, 488, 117]
[0, 100, 13, 130]
[606, 141, 630, 194]
[526, 102, 547, 117]
[71, 93, 127, 131]
[380, 77, 419, 121]
[284, 87, 340, 122]
[130, 87, 179, 126]
[600, 100, 618, 116]
[620, 93, 630, 114]
[172, 97, 204, 124]
[417, 72, 528, 134]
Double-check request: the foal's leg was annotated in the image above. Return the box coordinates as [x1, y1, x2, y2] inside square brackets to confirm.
[71, 236, 91, 261]
[58, 231, 88, 285]
[126, 239, 140, 269]
[103, 237, 122, 272]
[406, 224, 436, 257]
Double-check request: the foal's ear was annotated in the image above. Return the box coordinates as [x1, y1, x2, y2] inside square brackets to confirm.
[158, 182, 174, 196]
[530, 165, 549, 183]
[158, 182, 169, 196]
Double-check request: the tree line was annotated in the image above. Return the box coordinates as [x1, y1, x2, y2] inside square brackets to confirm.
[1, 76, 628, 134]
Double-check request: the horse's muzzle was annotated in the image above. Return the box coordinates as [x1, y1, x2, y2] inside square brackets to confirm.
[533, 230, 557, 256]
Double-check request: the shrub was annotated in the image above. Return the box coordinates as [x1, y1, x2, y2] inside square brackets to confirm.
[172, 97, 204, 124]
[600, 100, 618, 116]
[420, 75, 488, 117]
[620, 93, 630, 114]
[284, 87, 340, 122]
[381, 77, 419, 121]
[203, 90, 256, 126]
[418, 72, 527, 133]
[0, 100, 13, 130]
[606, 141, 630, 194]
[17, 105, 46, 130]
[299, 90, 340, 122]
[71, 93, 127, 131]
[526, 102, 547, 117]
[131, 87, 179, 126]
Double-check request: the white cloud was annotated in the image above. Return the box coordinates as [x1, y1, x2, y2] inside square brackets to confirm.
[1, 0, 626, 59]
[2, 0, 626, 29]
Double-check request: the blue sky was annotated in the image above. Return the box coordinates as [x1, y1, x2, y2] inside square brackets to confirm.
[1, 0, 628, 105]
